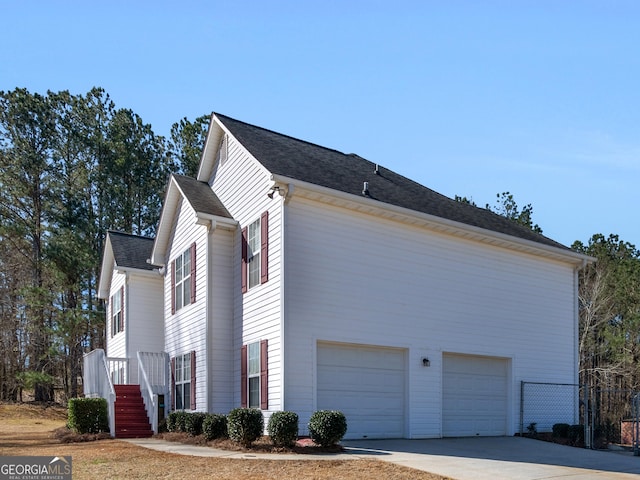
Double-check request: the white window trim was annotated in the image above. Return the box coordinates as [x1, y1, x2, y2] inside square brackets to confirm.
[174, 248, 192, 312]
[248, 342, 260, 409]
[247, 218, 261, 290]
[112, 289, 122, 336]
[174, 352, 192, 411]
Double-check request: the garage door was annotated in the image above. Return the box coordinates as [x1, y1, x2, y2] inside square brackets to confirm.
[442, 354, 508, 437]
[317, 342, 406, 439]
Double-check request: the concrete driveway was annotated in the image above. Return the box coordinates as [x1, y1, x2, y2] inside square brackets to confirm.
[342, 437, 640, 480]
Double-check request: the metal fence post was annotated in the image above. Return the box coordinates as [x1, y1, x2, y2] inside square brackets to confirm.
[520, 381, 525, 437]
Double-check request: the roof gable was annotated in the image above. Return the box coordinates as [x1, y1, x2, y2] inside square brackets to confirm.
[213, 113, 567, 250]
[151, 174, 234, 266]
[97, 231, 156, 299]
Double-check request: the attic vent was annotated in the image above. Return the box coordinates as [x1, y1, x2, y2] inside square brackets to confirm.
[362, 182, 369, 196]
[217, 134, 228, 166]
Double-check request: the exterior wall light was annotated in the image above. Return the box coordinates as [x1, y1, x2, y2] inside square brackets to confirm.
[422, 357, 430, 367]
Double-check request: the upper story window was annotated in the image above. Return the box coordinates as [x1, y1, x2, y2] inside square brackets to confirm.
[241, 212, 269, 293]
[171, 243, 196, 314]
[247, 219, 261, 289]
[111, 287, 124, 336]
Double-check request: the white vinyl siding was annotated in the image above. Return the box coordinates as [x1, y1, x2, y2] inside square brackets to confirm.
[106, 272, 126, 361]
[284, 196, 576, 438]
[209, 133, 283, 414]
[164, 199, 208, 412]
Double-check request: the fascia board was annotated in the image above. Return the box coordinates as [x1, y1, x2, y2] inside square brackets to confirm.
[271, 174, 595, 267]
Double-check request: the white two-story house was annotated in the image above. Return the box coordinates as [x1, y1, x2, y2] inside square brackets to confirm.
[91, 112, 592, 439]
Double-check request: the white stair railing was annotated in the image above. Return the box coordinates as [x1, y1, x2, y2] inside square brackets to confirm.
[106, 357, 130, 384]
[83, 349, 116, 437]
[137, 351, 170, 434]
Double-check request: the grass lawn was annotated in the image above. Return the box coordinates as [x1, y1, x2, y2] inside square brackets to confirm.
[0, 403, 451, 480]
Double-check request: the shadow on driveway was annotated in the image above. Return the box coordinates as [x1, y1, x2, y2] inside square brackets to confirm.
[342, 437, 640, 480]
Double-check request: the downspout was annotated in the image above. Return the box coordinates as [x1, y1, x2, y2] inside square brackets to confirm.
[276, 183, 294, 412]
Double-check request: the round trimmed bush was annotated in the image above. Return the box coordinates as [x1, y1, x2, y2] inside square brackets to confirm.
[308, 410, 347, 447]
[185, 412, 207, 436]
[167, 411, 188, 432]
[267, 411, 299, 447]
[227, 408, 264, 447]
[203, 413, 228, 441]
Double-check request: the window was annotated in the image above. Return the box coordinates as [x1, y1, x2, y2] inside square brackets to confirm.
[241, 340, 268, 409]
[247, 219, 261, 290]
[248, 342, 260, 408]
[111, 287, 123, 336]
[171, 243, 196, 314]
[172, 352, 195, 410]
[241, 212, 268, 293]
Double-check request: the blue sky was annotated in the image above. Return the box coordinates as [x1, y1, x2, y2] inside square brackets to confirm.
[2, 0, 638, 248]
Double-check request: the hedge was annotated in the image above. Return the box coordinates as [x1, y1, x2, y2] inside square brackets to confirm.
[68, 398, 109, 434]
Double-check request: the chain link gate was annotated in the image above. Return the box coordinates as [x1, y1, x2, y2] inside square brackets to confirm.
[520, 382, 589, 446]
[522, 382, 640, 451]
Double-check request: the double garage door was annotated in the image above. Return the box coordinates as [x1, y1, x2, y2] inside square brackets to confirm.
[317, 344, 508, 439]
[317, 342, 406, 439]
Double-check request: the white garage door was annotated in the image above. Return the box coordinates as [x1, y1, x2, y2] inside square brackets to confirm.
[317, 342, 406, 439]
[443, 354, 508, 437]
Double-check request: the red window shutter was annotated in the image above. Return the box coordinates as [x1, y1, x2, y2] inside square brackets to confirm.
[190, 351, 196, 410]
[260, 211, 269, 284]
[240, 345, 247, 408]
[260, 339, 268, 410]
[170, 260, 176, 315]
[241, 227, 248, 294]
[120, 286, 125, 332]
[190, 242, 196, 304]
[170, 357, 176, 410]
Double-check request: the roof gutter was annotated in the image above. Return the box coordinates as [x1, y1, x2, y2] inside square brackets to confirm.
[270, 173, 595, 267]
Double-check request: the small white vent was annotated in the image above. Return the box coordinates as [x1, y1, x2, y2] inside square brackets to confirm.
[217, 134, 228, 166]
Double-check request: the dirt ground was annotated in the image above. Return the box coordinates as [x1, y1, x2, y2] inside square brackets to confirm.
[0, 403, 451, 480]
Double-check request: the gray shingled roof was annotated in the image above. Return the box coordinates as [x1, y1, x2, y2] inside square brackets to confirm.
[172, 174, 232, 219]
[217, 113, 567, 250]
[108, 231, 156, 270]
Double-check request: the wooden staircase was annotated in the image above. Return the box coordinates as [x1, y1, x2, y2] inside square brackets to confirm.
[114, 384, 153, 438]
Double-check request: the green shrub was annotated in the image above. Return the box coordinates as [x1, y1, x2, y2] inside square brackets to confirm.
[203, 414, 228, 441]
[185, 412, 207, 436]
[267, 411, 299, 447]
[308, 410, 347, 447]
[568, 424, 584, 445]
[67, 398, 109, 434]
[167, 411, 189, 432]
[227, 408, 264, 447]
[552, 423, 570, 438]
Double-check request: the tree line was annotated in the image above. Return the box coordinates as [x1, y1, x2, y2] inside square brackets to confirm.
[1, 88, 639, 408]
[0, 87, 208, 401]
